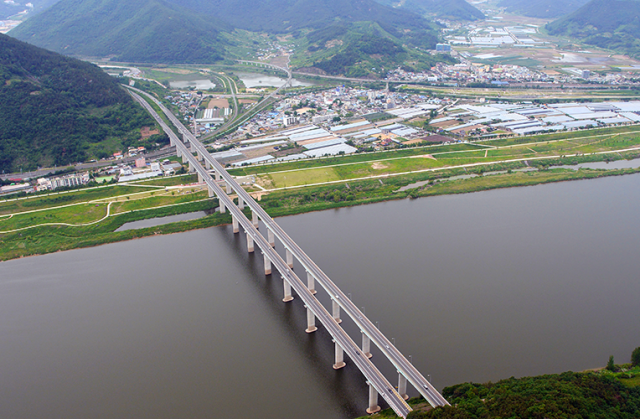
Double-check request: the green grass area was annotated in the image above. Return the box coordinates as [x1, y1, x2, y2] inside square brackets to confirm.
[130, 174, 197, 187]
[110, 190, 208, 214]
[0, 203, 108, 231]
[0, 199, 224, 261]
[0, 185, 157, 216]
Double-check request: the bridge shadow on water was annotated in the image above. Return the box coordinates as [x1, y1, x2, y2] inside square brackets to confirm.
[212, 223, 385, 417]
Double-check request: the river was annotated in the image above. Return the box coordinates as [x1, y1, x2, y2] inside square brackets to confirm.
[1, 174, 640, 418]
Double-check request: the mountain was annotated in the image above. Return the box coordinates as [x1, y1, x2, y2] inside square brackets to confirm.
[498, 0, 591, 19]
[167, 0, 441, 48]
[375, 0, 485, 21]
[0, 33, 156, 172]
[546, 0, 640, 58]
[9, 0, 231, 64]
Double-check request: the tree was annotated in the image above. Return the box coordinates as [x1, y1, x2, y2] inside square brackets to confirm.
[632, 347, 640, 367]
[606, 355, 615, 372]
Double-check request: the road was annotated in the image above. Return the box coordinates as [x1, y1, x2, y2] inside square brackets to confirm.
[127, 86, 450, 409]
[130, 89, 413, 418]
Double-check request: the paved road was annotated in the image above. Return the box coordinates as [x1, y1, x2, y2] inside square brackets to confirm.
[127, 86, 450, 409]
[130, 89, 413, 418]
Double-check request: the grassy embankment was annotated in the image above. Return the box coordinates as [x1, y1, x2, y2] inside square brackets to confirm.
[3, 126, 640, 261]
[230, 125, 640, 190]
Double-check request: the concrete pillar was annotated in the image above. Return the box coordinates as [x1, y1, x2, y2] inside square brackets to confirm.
[268, 229, 275, 247]
[197, 151, 203, 162]
[226, 182, 232, 194]
[188, 162, 195, 173]
[305, 307, 317, 333]
[398, 373, 408, 400]
[176, 148, 182, 158]
[252, 211, 259, 228]
[181, 153, 188, 164]
[208, 187, 214, 198]
[197, 172, 203, 183]
[366, 383, 381, 414]
[219, 200, 226, 214]
[232, 215, 239, 234]
[362, 333, 372, 358]
[282, 277, 293, 302]
[332, 299, 341, 324]
[238, 196, 245, 209]
[286, 248, 294, 268]
[215, 172, 221, 181]
[246, 233, 254, 253]
[205, 160, 211, 170]
[264, 254, 272, 275]
[333, 342, 345, 370]
[307, 271, 316, 294]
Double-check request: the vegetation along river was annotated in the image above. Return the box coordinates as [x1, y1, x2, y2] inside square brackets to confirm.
[1, 173, 639, 418]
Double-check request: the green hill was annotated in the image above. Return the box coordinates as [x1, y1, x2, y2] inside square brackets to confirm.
[375, 0, 485, 21]
[498, 0, 590, 19]
[9, 0, 231, 64]
[0, 33, 157, 172]
[294, 22, 453, 77]
[546, 0, 640, 58]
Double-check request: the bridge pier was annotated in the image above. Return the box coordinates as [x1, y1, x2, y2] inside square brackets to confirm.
[398, 374, 408, 400]
[362, 333, 372, 358]
[219, 199, 226, 214]
[246, 233, 254, 253]
[238, 196, 245, 210]
[232, 215, 239, 234]
[198, 172, 203, 183]
[332, 299, 342, 324]
[252, 211, 259, 228]
[226, 182, 232, 194]
[286, 249, 294, 268]
[268, 229, 275, 247]
[197, 151, 204, 162]
[282, 277, 293, 302]
[305, 307, 317, 333]
[333, 341, 346, 370]
[177, 148, 182, 159]
[188, 162, 195, 173]
[215, 172, 221, 181]
[208, 187, 214, 198]
[307, 271, 316, 294]
[366, 383, 381, 414]
[205, 160, 211, 170]
[263, 254, 271, 275]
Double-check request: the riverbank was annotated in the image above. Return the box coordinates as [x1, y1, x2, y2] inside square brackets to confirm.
[357, 364, 640, 419]
[2, 157, 640, 261]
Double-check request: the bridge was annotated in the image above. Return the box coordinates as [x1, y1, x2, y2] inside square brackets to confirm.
[127, 86, 450, 417]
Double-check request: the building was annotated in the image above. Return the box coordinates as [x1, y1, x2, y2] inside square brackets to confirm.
[436, 44, 452, 53]
[283, 115, 299, 127]
[135, 157, 147, 168]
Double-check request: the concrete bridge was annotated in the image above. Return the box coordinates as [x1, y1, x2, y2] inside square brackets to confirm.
[128, 86, 450, 417]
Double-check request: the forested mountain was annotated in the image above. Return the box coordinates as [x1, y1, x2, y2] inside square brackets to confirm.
[0, 34, 155, 172]
[547, 0, 640, 58]
[168, 0, 440, 48]
[497, 0, 590, 19]
[375, 0, 485, 21]
[9, 0, 231, 63]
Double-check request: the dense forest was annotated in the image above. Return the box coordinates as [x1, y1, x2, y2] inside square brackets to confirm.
[0, 34, 156, 172]
[547, 0, 640, 59]
[410, 371, 640, 418]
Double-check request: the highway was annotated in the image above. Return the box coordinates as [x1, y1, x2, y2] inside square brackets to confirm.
[128, 84, 450, 408]
[130, 89, 413, 418]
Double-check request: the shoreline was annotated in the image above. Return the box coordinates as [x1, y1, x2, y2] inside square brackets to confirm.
[2, 165, 640, 262]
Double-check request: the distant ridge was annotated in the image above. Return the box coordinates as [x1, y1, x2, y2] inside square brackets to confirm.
[547, 0, 640, 58]
[9, 0, 231, 63]
[498, 0, 590, 19]
[375, 0, 485, 21]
